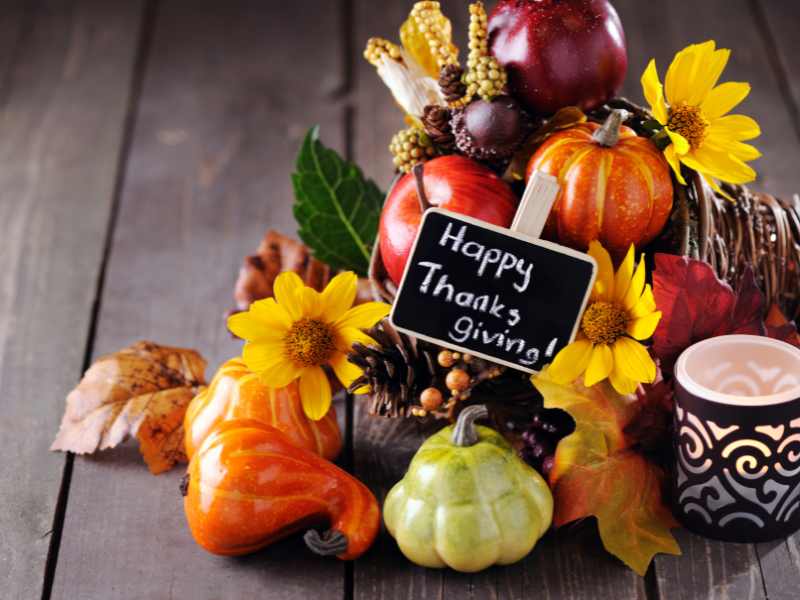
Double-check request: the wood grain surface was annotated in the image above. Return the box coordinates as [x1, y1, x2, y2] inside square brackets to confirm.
[0, 0, 797, 598]
[48, 1, 347, 598]
[0, 1, 144, 597]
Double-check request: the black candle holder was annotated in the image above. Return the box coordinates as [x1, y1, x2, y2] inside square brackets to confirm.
[673, 334, 800, 543]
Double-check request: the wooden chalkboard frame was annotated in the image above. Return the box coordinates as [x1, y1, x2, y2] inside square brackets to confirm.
[390, 208, 597, 374]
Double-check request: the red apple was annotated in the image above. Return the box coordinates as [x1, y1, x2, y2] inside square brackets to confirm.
[379, 155, 518, 285]
[488, 0, 627, 115]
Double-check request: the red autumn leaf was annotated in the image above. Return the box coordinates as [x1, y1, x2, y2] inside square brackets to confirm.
[765, 303, 800, 348]
[652, 254, 766, 374]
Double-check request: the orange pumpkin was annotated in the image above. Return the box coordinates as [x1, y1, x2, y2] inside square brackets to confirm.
[183, 357, 342, 461]
[526, 109, 673, 261]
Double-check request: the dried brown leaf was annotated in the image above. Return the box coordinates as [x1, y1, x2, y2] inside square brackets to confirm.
[51, 341, 207, 474]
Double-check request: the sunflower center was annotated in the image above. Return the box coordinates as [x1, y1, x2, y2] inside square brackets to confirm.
[284, 318, 336, 367]
[667, 103, 709, 150]
[581, 301, 628, 346]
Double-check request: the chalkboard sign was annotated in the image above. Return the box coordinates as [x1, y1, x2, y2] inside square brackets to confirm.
[390, 208, 597, 373]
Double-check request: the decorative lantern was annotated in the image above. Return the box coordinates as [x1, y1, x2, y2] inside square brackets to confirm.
[673, 334, 800, 542]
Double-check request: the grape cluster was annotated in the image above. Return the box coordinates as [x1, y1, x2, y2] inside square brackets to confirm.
[520, 410, 574, 478]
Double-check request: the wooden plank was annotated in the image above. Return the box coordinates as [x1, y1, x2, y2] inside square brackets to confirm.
[0, 1, 144, 597]
[49, 1, 348, 598]
[614, 0, 800, 596]
[748, 2, 800, 598]
[350, 1, 645, 597]
[756, 0, 800, 155]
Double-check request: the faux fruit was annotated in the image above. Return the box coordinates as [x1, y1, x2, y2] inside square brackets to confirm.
[183, 418, 379, 560]
[384, 405, 553, 572]
[379, 155, 518, 285]
[526, 110, 673, 261]
[488, 0, 627, 115]
[451, 95, 530, 167]
[183, 357, 342, 460]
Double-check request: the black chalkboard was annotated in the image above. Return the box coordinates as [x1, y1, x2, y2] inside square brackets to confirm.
[390, 209, 597, 373]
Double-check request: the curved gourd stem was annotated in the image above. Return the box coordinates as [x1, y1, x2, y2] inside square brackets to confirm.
[451, 404, 489, 447]
[304, 529, 349, 556]
[592, 108, 629, 147]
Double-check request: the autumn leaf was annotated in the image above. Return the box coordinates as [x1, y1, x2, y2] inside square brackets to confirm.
[51, 341, 207, 474]
[765, 303, 800, 348]
[532, 369, 680, 575]
[652, 254, 766, 374]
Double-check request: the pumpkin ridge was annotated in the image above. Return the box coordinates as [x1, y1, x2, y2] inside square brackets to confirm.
[596, 153, 611, 234]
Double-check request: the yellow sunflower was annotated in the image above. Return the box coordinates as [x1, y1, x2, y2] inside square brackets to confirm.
[228, 271, 390, 420]
[641, 40, 761, 195]
[547, 242, 661, 395]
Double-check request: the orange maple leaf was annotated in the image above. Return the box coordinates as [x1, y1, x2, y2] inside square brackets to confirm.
[532, 369, 680, 575]
[51, 341, 207, 474]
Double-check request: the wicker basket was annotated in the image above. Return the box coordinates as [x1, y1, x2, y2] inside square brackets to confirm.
[370, 98, 800, 322]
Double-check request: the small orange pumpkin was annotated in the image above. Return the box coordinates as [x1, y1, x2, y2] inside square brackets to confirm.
[183, 357, 342, 460]
[526, 109, 673, 261]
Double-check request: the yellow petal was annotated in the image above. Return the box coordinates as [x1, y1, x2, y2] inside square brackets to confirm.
[613, 245, 636, 304]
[665, 41, 715, 105]
[548, 339, 593, 384]
[588, 240, 615, 302]
[228, 310, 286, 342]
[329, 350, 364, 389]
[701, 81, 750, 120]
[274, 271, 304, 320]
[241, 340, 284, 372]
[334, 301, 391, 330]
[725, 140, 762, 161]
[666, 129, 690, 156]
[320, 271, 358, 322]
[337, 327, 378, 352]
[622, 256, 646, 311]
[685, 47, 730, 106]
[627, 311, 662, 341]
[663, 144, 687, 185]
[259, 359, 302, 388]
[250, 297, 293, 330]
[609, 363, 639, 395]
[612, 337, 656, 384]
[299, 366, 332, 420]
[707, 114, 761, 141]
[641, 59, 668, 124]
[631, 284, 657, 318]
[682, 145, 756, 184]
[296, 286, 322, 319]
[584, 344, 613, 387]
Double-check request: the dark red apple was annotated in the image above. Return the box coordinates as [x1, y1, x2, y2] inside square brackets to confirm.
[488, 0, 627, 115]
[379, 155, 518, 285]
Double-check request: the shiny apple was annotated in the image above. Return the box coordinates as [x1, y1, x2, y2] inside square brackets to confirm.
[488, 0, 627, 115]
[379, 155, 518, 285]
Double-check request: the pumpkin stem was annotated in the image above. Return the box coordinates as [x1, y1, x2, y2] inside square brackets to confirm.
[304, 528, 348, 557]
[451, 404, 489, 447]
[592, 109, 629, 148]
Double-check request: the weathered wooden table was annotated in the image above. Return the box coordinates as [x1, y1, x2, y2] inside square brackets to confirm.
[3, 1, 800, 598]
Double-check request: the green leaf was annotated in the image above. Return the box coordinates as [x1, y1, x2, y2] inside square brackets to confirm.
[292, 127, 384, 276]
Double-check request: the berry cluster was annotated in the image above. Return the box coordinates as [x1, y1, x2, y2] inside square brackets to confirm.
[389, 127, 437, 173]
[411, 349, 502, 418]
[520, 410, 575, 478]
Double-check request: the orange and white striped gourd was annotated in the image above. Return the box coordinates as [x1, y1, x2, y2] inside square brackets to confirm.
[183, 357, 342, 460]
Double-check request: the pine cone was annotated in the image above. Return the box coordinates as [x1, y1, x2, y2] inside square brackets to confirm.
[438, 64, 467, 105]
[421, 105, 455, 151]
[347, 320, 441, 417]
